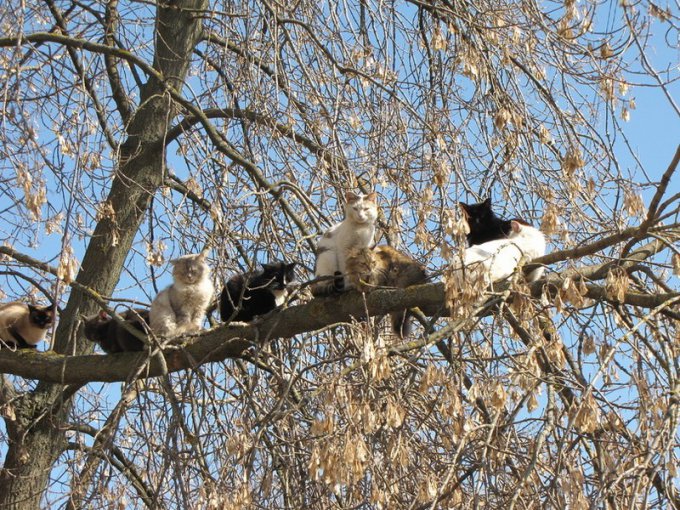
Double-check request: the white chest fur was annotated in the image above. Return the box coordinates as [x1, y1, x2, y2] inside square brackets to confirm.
[272, 288, 288, 306]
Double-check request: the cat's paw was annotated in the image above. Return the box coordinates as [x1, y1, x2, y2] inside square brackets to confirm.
[225, 320, 250, 327]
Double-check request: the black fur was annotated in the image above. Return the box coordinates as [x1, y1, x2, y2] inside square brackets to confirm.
[8, 326, 37, 349]
[27, 304, 54, 329]
[220, 261, 297, 322]
[83, 309, 149, 354]
[459, 197, 513, 246]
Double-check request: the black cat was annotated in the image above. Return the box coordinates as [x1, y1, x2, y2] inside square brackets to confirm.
[220, 261, 297, 322]
[459, 197, 513, 246]
[83, 309, 150, 353]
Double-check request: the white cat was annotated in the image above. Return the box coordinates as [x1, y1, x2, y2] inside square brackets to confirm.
[149, 252, 214, 337]
[311, 192, 379, 296]
[458, 220, 546, 287]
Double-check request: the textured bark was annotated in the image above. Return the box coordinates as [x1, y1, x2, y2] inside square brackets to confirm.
[0, 1, 207, 507]
[0, 281, 676, 385]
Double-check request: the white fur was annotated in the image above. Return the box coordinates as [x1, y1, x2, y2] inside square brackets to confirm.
[0, 302, 50, 346]
[456, 222, 546, 286]
[314, 194, 378, 289]
[272, 288, 288, 307]
[150, 255, 214, 337]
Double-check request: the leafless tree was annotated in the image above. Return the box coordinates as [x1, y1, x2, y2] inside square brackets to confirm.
[0, 0, 678, 508]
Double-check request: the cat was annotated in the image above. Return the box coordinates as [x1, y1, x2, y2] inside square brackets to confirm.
[0, 302, 55, 349]
[458, 219, 546, 286]
[459, 197, 513, 246]
[220, 261, 297, 322]
[83, 309, 150, 353]
[346, 245, 428, 337]
[149, 251, 214, 337]
[311, 191, 379, 297]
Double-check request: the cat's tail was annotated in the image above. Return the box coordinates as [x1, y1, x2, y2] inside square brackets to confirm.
[390, 310, 413, 338]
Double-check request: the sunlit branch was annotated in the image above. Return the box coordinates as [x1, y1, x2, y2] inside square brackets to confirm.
[0, 274, 676, 384]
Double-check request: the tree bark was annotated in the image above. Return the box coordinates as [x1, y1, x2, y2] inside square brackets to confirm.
[0, 1, 207, 507]
[0, 277, 677, 385]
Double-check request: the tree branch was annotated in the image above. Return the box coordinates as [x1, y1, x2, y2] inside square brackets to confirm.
[104, 0, 134, 125]
[64, 423, 157, 509]
[0, 277, 676, 385]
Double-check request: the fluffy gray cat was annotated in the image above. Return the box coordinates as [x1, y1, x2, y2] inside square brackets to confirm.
[149, 252, 214, 337]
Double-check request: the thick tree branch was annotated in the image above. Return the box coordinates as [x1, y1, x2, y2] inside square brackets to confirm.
[0, 277, 676, 385]
[104, 0, 134, 125]
[0, 33, 160, 84]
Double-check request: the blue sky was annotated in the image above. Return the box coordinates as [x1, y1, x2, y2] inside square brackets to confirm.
[618, 19, 679, 186]
[0, 3, 678, 507]
[623, 83, 679, 180]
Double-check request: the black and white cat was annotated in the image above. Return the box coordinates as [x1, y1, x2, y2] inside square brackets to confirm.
[458, 219, 546, 285]
[458, 196, 546, 282]
[149, 252, 214, 336]
[83, 309, 150, 353]
[220, 261, 297, 322]
[311, 191, 379, 296]
[0, 302, 55, 349]
[459, 197, 513, 246]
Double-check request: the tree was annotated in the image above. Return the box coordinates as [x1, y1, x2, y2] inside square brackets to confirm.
[0, 0, 678, 508]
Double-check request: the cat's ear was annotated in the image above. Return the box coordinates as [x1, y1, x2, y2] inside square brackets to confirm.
[458, 202, 470, 217]
[365, 192, 377, 202]
[286, 262, 297, 271]
[510, 220, 522, 233]
[27, 304, 39, 314]
[345, 191, 360, 203]
[261, 262, 275, 272]
[482, 197, 492, 207]
[195, 253, 207, 263]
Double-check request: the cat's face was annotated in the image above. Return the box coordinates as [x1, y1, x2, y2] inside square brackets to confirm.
[345, 192, 378, 224]
[28, 304, 55, 329]
[171, 252, 209, 285]
[349, 248, 374, 271]
[261, 261, 297, 290]
[459, 197, 494, 231]
[83, 311, 110, 341]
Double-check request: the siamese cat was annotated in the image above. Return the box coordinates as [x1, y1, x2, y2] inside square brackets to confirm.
[83, 309, 149, 353]
[346, 245, 427, 337]
[0, 302, 55, 349]
[312, 191, 379, 297]
[149, 252, 214, 337]
[220, 261, 297, 322]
